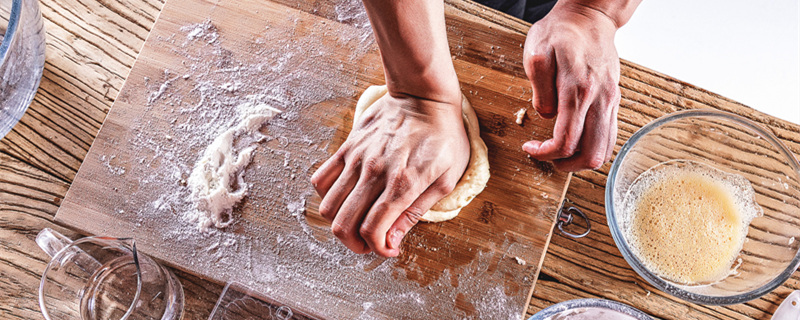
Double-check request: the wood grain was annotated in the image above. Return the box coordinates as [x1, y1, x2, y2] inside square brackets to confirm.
[2, 0, 799, 319]
[0, 0, 231, 318]
[53, 0, 570, 318]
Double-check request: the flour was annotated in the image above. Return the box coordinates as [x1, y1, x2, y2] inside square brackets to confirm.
[104, 1, 525, 318]
[100, 154, 126, 175]
[148, 70, 179, 105]
[187, 100, 281, 229]
[181, 20, 219, 44]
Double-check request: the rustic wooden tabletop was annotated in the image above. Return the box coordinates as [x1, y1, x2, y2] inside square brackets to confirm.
[1, 0, 798, 319]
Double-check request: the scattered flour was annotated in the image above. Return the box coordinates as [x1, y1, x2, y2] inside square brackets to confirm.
[97, 1, 525, 319]
[180, 19, 219, 44]
[100, 154, 126, 175]
[148, 70, 179, 104]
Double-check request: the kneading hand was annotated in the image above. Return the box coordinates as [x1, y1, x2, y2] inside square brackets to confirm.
[311, 93, 469, 257]
[522, 2, 629, 172]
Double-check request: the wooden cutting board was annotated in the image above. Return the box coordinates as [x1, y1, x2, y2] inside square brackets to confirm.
[55, 0, 571, 318]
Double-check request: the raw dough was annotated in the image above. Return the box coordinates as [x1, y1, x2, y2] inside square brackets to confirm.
[353, 85, 490, 222]
[188, 102, 281, 229]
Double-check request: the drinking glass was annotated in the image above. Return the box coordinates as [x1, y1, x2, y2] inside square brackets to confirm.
[36, 228, 185, 320]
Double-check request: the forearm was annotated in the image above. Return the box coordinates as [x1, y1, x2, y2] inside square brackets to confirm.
[554, 0, 641, 29]
[362, 0, 461, 105]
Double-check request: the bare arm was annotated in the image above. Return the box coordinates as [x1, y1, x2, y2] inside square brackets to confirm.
[312, 0, 468, 257]
[567, 0, 641, 28]
[362, 0, 460, 105]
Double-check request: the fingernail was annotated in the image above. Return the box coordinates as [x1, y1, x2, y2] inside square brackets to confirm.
[389, 229, 404, 249]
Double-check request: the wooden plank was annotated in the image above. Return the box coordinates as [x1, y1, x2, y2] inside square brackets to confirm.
[3, 0, 800, 319]
[53, 0, 569, 318]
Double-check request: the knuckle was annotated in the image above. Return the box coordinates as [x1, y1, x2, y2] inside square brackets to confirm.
[362, 157, 383, 177]
[388, 171, 411, 192]
[358, 225, 377, 241]
[310, 172, 323, 189]
[403, 207, 426, 225]
[437, 179, 457, 195]
[331, 223, 352, 240]
[576, 81, 596, 101]
[525, 53, 547, 68]
[318, 203, 334, 220]
[588, 157, 606, 170]
[534, 103, 556, 115]
[555, 141, 578, 158]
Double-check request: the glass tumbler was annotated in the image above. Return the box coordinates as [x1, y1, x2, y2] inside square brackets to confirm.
[1, 0, 45, 139]
[36, 228, 185, 320]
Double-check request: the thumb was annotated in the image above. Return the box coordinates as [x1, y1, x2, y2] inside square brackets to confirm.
[387, 180, 453, 250]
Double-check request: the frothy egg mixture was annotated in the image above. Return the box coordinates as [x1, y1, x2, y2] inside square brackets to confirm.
[621, 160, 763, 285]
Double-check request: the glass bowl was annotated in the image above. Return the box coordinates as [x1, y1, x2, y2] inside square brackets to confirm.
[1, 0, 45, 139]
[527, 298, 652, 320]
[607, 109, 800, 305]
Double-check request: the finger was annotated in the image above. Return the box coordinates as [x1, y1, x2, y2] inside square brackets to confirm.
[311, 150, 346, 198]
[358, 171, 422, 257]
[317, 160, 359, 222]
[552, 101, 611, 172]
[331, 163, 387, 254]
[522, 86, 588, 161]
[386, 175, 456, 255]
[524, 53, 558, 118]
[605, 100, 620, 162]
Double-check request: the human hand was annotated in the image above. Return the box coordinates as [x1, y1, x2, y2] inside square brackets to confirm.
[521, 2, 624, 172]
[311, 93, 469, 257]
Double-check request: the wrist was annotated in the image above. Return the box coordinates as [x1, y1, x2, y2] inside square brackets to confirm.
[384, 62, 462, 107]
[553, 0, 641, 29]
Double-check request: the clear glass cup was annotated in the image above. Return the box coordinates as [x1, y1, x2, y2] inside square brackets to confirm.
[607, 109, 800, 305]
[1, 0, 45, 139]
[527, 298, 652, 320]
[36, 228, 185, 320]
[209, 282, 296, 320]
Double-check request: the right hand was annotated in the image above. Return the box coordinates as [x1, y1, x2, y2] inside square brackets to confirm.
[521, 1, 628, 172]
[311, 92, 470, 257]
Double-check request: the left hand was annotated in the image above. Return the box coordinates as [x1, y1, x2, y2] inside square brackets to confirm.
[521, 2, 623, 172]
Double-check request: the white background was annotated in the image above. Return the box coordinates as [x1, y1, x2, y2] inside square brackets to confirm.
[615, 0, 800, 124]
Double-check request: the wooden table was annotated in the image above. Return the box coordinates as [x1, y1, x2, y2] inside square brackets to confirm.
[1, 0, 798, 319]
